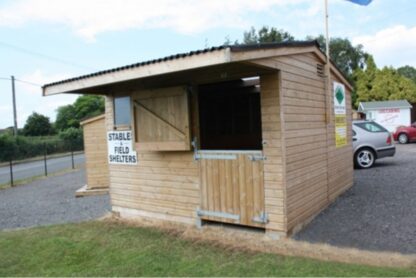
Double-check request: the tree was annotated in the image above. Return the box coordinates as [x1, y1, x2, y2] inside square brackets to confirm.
[354, 59, 416, 106]
[55, 95, 105, 132]
[23, 112, 54, 136]
[73, 95, 105, 120]
[353, 56, 378, 107]
[385, 69, 416, 103]
[397, 65, 416, 84]
[236, 28, 368, 84]
[55, 105, 79, 131]
[311, 35, 369, 82]
[241, 26, 294, 44]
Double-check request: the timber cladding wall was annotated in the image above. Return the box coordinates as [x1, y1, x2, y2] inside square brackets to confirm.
[82, 115, 110, 190]
[280, 53, 330, 232]
[260, 73, 286, 232]
[279, 53, 329, 232]
[252, 52, 353, 234]
[105, 95, 199, 224]
[327, 75, 353, 202]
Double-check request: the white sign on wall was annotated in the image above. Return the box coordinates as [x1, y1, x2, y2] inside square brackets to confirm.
[333, 82, 347, 148]
[372, 108, 410, 132]
[333, 82, 346, 115]
[378, 109, 400, 125]
[107, 131, 138, 165]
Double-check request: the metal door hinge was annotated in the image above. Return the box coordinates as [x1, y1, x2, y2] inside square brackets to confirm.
[197, 209, 240, 221]
[252, 212, 268, 224]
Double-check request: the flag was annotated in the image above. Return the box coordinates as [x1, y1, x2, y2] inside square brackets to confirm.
[345, 0, 372, 5]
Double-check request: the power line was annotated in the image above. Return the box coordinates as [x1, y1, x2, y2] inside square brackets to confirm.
[0, 40, 97, 71]
[0, 77, 42, 87]
[14, 78, 42, 87]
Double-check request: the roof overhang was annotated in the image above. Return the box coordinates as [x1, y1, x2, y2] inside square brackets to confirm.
[43, 47, 232, 96]
[42, 41, 353, 96]
[358, 100, 413, 111]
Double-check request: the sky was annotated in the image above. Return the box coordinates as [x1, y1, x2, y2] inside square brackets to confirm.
[0, 0, 415, 129]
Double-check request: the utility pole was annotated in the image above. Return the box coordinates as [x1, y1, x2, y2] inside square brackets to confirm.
[11, 75, 18, 137]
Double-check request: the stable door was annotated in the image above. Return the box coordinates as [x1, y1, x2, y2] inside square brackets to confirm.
[198, 151, 266, 228]
[196, 78, 266, 228]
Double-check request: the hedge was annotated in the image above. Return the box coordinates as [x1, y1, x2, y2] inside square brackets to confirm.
[0, 132, 83, 162]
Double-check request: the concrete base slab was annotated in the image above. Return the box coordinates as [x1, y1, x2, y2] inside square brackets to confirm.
[265, 230, 286, 240]
[75, 184, 109, 197]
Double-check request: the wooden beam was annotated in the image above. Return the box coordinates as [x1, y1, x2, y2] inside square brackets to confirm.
[231, 46, 317, 63]
[43, 48, 231, 96]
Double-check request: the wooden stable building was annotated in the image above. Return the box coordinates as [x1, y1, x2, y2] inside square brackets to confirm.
[43, 41, 353, 237]
[76, 114, 110, 197]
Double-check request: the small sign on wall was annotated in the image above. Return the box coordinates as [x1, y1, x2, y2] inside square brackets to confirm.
[333, 82, 347, 148]
[107, 131, 138, 165]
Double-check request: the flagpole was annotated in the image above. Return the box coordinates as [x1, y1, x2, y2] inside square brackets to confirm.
[324, 0, 331, 203]
[324, 0, 331, 124]
[325, 0, 330, 62]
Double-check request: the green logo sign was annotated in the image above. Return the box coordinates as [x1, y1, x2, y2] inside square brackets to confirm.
[335, 86, 344, 104]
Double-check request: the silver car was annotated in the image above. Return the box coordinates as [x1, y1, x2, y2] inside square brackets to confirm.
[352, 120, 396, 169]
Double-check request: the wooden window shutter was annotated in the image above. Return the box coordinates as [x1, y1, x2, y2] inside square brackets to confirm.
[134, 86, 191, 151]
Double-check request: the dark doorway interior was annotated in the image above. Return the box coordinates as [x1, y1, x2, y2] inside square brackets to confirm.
[198, 78, 262, 150]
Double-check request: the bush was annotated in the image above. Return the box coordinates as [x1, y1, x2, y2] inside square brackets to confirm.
[0, 133, 84, 162]
[0, 135, 17, 161]
[58, 128, 83, 151]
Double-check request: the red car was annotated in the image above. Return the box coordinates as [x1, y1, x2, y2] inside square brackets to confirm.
[393, 122, 416, 144]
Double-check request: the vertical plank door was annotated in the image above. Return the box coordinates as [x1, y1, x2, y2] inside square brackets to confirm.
[199, 151, 266, 228]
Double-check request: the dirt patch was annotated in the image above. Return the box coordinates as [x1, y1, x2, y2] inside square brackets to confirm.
[104, 215, 416, 269]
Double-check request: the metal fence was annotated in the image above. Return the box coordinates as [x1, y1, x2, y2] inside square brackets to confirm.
[0, 138, 85, 187]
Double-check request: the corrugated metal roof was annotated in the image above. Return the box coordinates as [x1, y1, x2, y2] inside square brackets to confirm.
[42, 41, 319, 89]
[358, 100, 412, 112]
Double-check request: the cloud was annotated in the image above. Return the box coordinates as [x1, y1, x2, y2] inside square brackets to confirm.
[0, 0, 309, 41]
[353, 25, 416, 68]
[5, 70, 79, 128]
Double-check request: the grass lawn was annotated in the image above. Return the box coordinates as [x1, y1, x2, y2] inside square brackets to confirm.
[0, 221, 415, 277]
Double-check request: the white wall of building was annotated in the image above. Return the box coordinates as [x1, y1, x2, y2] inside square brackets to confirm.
[365, 108, 411, 132]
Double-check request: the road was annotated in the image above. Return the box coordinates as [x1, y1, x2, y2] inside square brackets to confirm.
[0, 154, 85, 184]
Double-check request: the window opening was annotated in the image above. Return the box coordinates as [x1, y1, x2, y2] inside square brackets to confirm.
[114, 96, 131, 126]
[198, 77, 262, 150]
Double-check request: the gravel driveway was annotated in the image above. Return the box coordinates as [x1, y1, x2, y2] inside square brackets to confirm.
[0, 169, 110, 230]
[295, 143, 416, 254]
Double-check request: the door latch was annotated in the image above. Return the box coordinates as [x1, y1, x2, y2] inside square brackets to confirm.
[248, 154, 266, 161]
[192, 137, 200, 161]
